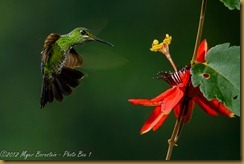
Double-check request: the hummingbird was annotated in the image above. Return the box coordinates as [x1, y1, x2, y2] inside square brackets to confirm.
[40, 27, 113, 108]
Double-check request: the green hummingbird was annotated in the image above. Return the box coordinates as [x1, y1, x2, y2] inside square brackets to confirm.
[40, 27, 113, 108]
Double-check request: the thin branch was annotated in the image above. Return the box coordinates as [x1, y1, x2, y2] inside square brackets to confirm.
[191, 0, 207, 65]
[165, 119, 180, 160]
[165, 85, 190, 160]
[166, 0, 208, 160]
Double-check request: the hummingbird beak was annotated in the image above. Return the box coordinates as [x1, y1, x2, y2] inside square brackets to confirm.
[94, 37, 114, 47]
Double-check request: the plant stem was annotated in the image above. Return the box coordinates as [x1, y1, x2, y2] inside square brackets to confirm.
[165, 85, 190, 160]
[191, 0, 207, 65]
[166, 0, 207, 160]
[165, 119, 180, 160]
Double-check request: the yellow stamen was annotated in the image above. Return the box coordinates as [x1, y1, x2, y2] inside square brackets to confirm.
[150, 43, 164, 52]
[150, 34, 172, 52]
[163, 34, 172, 45]
[153, 39, 159, 45]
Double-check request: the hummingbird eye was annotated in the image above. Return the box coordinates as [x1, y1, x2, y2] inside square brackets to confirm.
[80, 30, 87, 35]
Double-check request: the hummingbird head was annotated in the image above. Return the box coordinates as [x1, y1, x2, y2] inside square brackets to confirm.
[71, 27, 114, 47]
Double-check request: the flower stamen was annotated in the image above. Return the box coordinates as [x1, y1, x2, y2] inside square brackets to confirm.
[150, 34, 177, 72]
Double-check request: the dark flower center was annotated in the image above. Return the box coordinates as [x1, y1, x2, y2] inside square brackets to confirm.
[155, 65, 190, 86]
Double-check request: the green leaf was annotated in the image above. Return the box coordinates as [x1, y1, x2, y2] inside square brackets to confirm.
[220, 0, 240, 10]
[191, 43, 240, 116]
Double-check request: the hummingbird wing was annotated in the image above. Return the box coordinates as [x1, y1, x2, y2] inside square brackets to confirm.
[40, 33, 61, 108]
[41, 33, 61, 72]
[64, 48, 83, 69]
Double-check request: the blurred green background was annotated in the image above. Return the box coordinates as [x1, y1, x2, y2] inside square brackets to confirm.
[0, 0, 240, 160]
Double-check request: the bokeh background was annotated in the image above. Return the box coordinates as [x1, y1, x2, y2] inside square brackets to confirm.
[0, 0, 240, 160]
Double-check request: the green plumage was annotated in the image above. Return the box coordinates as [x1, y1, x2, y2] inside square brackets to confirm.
[40, 27, 113, 108]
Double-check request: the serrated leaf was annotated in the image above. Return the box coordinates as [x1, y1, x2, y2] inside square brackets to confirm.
[191, 43, 240, 116]
[220, 0, 240, 10]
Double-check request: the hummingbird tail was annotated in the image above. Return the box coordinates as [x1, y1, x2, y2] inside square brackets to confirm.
[40, 67, 84, 108]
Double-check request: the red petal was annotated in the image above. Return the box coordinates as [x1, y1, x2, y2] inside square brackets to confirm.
[152, 114, 169, 131]
[218, 103, 235, 117]
[151, 87, 178, 102]
[174, 100, 181, 119]
[128, 86, 180, 107]
[195, 93, 234, 117]
[196, 39, 208, 62]
[184, 99, 194, 123]
[128, 99, 161, 106]
[209, 99, 235, 117]
[160, 87, 184, 113]
[174, 99, 194, 123]
[194, 94, 218, 116]
[140, 106, 166, 134]
[140, 87, 184, 134]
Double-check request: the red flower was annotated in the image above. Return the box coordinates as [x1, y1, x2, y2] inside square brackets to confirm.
[129, 40, 234, 134]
